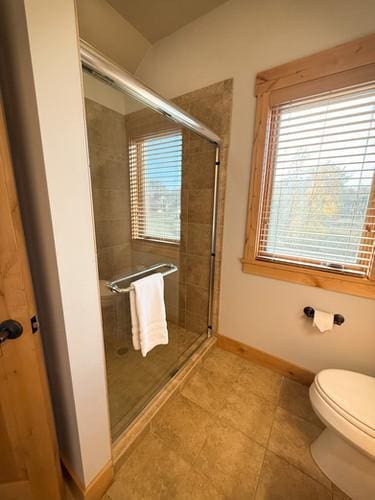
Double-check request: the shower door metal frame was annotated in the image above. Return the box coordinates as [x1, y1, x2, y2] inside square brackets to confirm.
[80, 40, 221, 337]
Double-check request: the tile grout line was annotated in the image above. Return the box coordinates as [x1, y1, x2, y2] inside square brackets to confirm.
[256, 376, 333, 496]
[267, 406, 333, 492]
[149, 388, 221, 494]
[174, 352, 250, 493]
[253, 376, 285, 498]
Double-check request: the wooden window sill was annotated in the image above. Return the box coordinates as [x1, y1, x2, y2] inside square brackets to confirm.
[242, 259, 375, 299]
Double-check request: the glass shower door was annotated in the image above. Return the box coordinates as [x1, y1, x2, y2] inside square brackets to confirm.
[84, 76, 217, 440]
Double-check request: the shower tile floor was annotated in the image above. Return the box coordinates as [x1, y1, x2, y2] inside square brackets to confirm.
[104, 322, 203, 440]
[103, 346, 351, 499]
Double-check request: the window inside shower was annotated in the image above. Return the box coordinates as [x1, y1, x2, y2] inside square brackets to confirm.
[129, 130, 183, 243]
[83, 71, 217, 441]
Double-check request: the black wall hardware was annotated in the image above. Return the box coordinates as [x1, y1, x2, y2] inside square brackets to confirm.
[31, 315, 39, 334]
[303, 306, 345, 326]
[0, 319, 23, 344]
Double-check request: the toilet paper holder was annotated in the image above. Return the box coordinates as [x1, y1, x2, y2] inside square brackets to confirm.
[303, 307, 345, 326]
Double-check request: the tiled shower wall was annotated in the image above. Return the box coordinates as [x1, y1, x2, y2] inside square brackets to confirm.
[85, 98, 132, 280]
[125, 79, 233, 334]
[174, 80, 233, 333]
[85, 79, 232, 335]
[124, 107, 216, 333]
[124, 110, 181, 325]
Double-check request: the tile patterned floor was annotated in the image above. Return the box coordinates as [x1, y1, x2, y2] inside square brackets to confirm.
[103, 346, 351, 499]
[105, 323, 203, 440]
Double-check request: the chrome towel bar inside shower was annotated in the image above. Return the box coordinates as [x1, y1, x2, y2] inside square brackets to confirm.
[106, 263, 178, 294]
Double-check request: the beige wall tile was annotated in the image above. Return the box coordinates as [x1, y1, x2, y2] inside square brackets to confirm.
[186, 311, 207, 334]
[86, 98, 132, 287]
[189, 132, 216, 154]
[95, 219, 130, 250]
[186, 284, 209, 317]
[111, 244, 132, 276]
[90, 156, 128, 191]
[97, 247, 114, 279]
[101, 302, 116, 339]
[85, 98, 127, 155]
[180, 188, 189, 223]
[179, 81, 225, 103]
[188, 188, 214, 224]
[114, 295, 131, 337]
[180, 222, 188, 253]
[184, 150, 216, 189]
[186, 254, 210, 289]
[187, 223, 211, 257]
[92, 188, 129, 221]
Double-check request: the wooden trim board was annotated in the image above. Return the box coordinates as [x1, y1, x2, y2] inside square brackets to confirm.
[255, 33, 375, 95]
[242, 260, 375, 300]
[217, 334, 315, 386]
[62, 456, 113, 500]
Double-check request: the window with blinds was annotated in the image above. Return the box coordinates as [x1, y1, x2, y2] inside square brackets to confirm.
[129, 130, 182, 243]
[257, 82, 375, 277]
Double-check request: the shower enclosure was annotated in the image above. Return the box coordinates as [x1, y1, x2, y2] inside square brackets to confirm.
[81, 42, 220, 441]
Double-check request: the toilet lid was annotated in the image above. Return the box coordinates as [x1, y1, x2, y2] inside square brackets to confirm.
[315, 369, 375, 435]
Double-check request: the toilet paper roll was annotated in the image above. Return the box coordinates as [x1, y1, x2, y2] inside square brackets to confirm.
[313, 309, 334, 332]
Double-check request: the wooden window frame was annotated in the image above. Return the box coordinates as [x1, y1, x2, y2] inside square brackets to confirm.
[242, 33, 375, 299]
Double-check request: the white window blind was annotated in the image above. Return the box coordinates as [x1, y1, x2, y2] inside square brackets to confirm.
[258, 81, 375, 276]
[129, 130, 182, 243]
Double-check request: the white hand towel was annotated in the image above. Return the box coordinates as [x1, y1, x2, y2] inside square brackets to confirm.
[129, 288, 141, 351]
[129, 273, 168, 357]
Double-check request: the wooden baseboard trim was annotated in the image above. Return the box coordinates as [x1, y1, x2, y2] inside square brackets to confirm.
[216, 334, 315, 386]
[61, 455, 113, 500]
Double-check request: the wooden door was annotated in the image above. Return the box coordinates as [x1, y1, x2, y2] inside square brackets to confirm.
[0, 96, 63, 499]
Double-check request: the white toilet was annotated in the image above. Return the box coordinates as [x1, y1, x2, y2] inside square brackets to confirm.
[309, 369, 375, 499]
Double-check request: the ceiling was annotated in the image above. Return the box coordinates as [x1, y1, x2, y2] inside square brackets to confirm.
[106, 0, 228, 43]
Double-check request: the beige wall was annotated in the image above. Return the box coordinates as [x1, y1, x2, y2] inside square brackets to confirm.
[136, 0, 375, 376]
[19, 0, 111, 486]
[76, 0, 151, 72]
